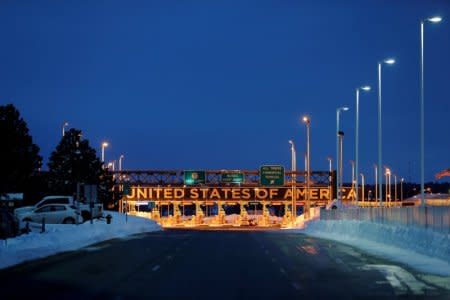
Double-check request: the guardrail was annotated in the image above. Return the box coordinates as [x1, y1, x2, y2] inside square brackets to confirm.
[320, 207, 450, 234]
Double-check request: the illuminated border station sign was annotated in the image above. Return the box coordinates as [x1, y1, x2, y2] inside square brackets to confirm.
[125, 186, 337, 202]
[184, 170, 206, 185]
[259, 165, 285, 186]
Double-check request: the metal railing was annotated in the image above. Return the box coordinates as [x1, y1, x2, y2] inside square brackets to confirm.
[320, 207, 450, 234]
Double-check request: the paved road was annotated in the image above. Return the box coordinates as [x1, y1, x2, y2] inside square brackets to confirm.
[1, 229, 449, 299]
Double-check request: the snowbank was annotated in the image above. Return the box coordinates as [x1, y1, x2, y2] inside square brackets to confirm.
[303, 219, 450, 276]
[0, 211, 161, 270]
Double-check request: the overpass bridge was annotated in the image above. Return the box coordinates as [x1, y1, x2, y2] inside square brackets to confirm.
[112, 169, 356, 227]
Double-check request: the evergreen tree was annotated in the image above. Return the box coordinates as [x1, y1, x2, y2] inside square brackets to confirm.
[47, 128, 114, 205]
[0, 104, 42, 194]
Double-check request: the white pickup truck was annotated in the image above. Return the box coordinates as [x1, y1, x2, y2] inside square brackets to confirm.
[14, 195, 103, 223]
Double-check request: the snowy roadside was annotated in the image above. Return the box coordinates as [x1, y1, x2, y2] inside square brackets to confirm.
[0, 211, 162, 270]
[301, 219, 450, 276]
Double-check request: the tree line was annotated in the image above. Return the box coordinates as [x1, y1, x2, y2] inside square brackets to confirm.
[0, 104, 115, 207]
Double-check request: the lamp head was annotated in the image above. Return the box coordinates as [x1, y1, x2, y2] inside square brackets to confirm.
[361, 85, 371, 91]
[288, 140, 293, 145]
[102, 142, 109, 147]
[384, 58, 396, 65]
[302, 115, 310, 124]
[428, 16, 442, 23]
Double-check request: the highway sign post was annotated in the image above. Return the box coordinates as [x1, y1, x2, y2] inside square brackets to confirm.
[184, 170, 206, 185]
[221, 172, 244, 184]
[259, 165, 285, 186]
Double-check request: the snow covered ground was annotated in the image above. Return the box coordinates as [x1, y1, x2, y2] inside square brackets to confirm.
[302, 218, 450, 276]
[0, 211, 161, 270]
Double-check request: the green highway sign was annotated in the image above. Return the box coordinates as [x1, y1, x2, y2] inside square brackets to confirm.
[221, 172, 244, 184]
[123, 182, 132, 196]
[259, 165, 285, 186]
[184, 170, 206, 185]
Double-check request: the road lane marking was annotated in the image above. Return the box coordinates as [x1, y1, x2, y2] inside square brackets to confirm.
[152, 265, 160, 272]
[362, 264, 432, 295]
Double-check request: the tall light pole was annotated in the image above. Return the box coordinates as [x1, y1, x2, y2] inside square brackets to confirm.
[374, 164, 378, 205]
[385, 167, 391, 205]
[327, 157, 332, 203]
[303, 116, 311, 219]
[119, 155, 124, 171]
[401, 178, 404, 201]
[350, 160, 355, 203]
[394, 173, 398, 203]
[336, 107, 349, 203]
[101, 142, 109, 164]
[62, 121, 69, 137]
[420, 16, 442, 207]
[289, 140, 296, 224]
[377, 58, 395, 208]
[360, 173, 365, 205]
[338, 131, 345, 204]
[355, 85, 371, 205]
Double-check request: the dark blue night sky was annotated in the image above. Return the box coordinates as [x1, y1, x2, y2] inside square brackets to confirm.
[1, 0, 449, 183]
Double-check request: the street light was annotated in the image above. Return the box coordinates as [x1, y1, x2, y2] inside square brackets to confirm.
[101, 142, 109, 163]
[401, 178, 404, 201]
[350, 160, 355, 197]
[374, 164, 378, 206]
[62, 121, 69, 137]
[377, 58, 395, 207]
[355, 85, 371, 205]
[338, 131, 345, 204]
[420, 16, 442, 207]
[360, 173, 365, 206]
[302, 116, 311, 219]
[336, 107, 349, 203]
[289, 140, 297, 224]
[394, 173, 397, 203]
[385, 167, 391, 205]
[119, 155, 125, 171]
[327, 157, 332, 173]
[327, 157, 332, 204]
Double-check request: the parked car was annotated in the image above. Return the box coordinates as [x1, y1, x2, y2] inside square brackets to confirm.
[16, 204, 80, 225]
[0, 208, 20, 238]
[14, 195, 103, 222]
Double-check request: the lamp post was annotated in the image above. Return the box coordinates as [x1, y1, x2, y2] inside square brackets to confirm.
[338, 131, 345, 204]
[336, 107, 349, 203]
[303, 116, 311, 219]
[420, 16, 442, 207]
[377, 58, 395, 208]
[374, 164, 378, 206]
[327, 157, 332, 203]
[355, 85, 371, 205]
[119, 155, 124, 171]
[289, 140, 296, 224]
[360, 173, 365, 206]
[401, 178, 404, 201]
[394, 173, 398, 204]
[62, 122, 69, 137]
[350, 160, 355, 204]
[385, 167, 391, 205]
[101, 142, 109, 164]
